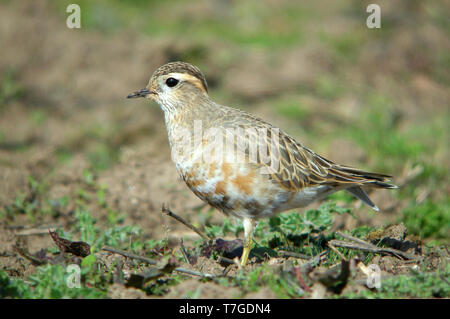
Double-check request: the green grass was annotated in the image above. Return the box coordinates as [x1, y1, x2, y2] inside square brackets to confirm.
[0, 176, 65, 223]
[54, 0, 308, 49]
[314, 75, 346, 100]
[341, 265, 450, 299]
[29, 110, 47, 126]
[86, 144, 120, 171]
[402, 198, 450, 240]
[0, 68, 24, 108]
[0, 264, 108, 299]
[275, 97, 310, 120]
[235, 264, 303, 298]
[319, 30, 368, 61]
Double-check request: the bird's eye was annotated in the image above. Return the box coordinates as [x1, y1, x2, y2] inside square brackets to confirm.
[166, 77, 179, 87]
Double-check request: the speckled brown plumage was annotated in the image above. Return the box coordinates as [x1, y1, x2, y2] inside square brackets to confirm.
[128, 61, 398, 266]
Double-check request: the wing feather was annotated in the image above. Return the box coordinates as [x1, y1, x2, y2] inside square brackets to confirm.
[215, 106, 396, 192]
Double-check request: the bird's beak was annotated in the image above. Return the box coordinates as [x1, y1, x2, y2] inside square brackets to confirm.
[127, 88, 151, 99]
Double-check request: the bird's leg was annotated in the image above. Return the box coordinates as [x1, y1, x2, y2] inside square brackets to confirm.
[241, 218, 255, 266]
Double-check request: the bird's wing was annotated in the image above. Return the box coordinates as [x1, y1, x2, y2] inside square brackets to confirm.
[218, 107, 395, 192]
[268, 132, 395, 191]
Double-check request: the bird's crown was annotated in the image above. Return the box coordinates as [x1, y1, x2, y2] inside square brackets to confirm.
[151, 61, 208, 93]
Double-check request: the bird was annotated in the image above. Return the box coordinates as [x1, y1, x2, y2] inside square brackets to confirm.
[127, 61, 398, 266]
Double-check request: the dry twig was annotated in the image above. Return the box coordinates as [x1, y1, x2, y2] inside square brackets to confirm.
[14, 224, 61, 236]
[102, 246, 215, 278]
[327, 242, 347, 260]
[278, 250, 311, 259]
[162, 204, 211, 241]
[217, 256, 235, 265]
[301, 251, 328, 274]
[330, 232, 420, 260]
[179, 238, 191, 265]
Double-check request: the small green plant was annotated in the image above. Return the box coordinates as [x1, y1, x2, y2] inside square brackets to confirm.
[254, 202, 351, 248]
[341, 265, 450, 299]
[0, 264, 108, 299]
[402, 198, 450, 239]
[234, 264, 302, 298]
[72, 207, 143, 252]
[0, 270, 31, 298]
[205, 218, 244, 238]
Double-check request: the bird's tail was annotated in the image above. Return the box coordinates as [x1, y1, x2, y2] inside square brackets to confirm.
[328, 166, 398, 211]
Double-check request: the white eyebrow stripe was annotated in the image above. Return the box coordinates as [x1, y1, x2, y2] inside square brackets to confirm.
[167, 72, 207, 93]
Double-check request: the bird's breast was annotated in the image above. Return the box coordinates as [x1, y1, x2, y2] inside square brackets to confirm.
[175, 159, 288, 218]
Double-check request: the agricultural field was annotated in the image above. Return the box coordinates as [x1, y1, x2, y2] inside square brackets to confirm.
[0, 0, 448, 299]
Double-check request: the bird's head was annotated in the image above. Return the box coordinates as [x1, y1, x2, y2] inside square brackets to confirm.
[127, 62, 209, 113]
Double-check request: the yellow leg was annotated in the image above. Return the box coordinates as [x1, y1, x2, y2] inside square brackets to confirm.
[240, 239, 252, 266]
[240, 218, 255, 266]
